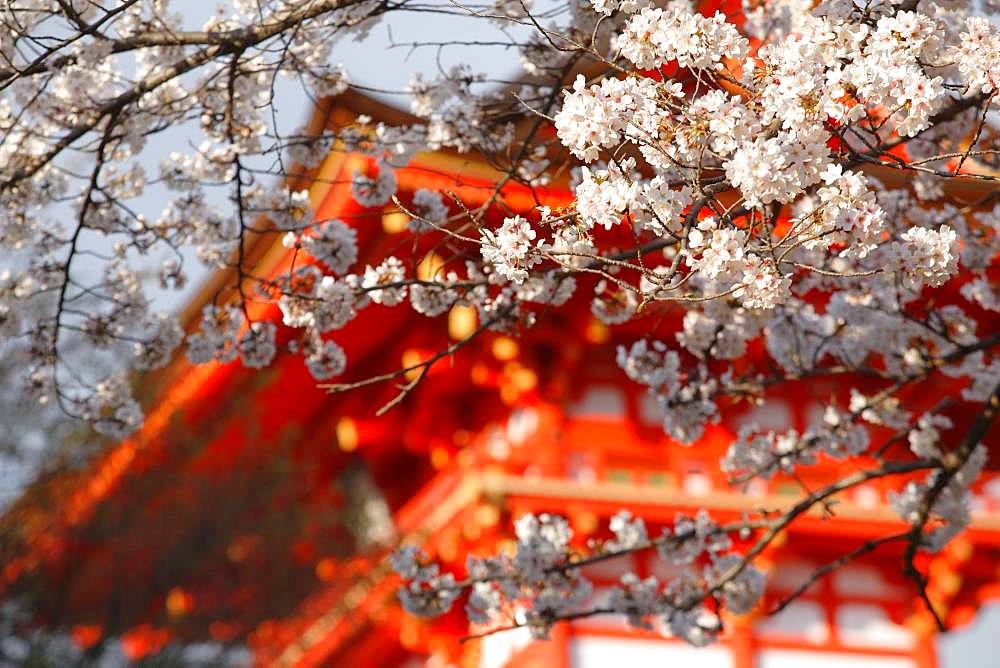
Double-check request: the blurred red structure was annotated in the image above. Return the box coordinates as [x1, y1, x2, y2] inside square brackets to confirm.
[4, 38, 1000, 668]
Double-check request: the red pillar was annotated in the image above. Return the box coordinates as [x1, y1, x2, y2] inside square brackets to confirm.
[550, 621, 572, 668]
[731, 618, 755, 668]
[915, 630, 938, 668]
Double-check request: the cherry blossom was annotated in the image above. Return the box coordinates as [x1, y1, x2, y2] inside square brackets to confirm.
[297, 220, 360, 276]
[480, 216, 541, 284]
[351, 161, 398, 208]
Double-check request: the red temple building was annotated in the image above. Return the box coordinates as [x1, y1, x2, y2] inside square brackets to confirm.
[5, 35, 1000, 668]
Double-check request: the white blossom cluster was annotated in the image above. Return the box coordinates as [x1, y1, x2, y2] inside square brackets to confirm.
[614, 4, 748, 71]
[391, 510, 765, 643]
[890, 444, 989, 552]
